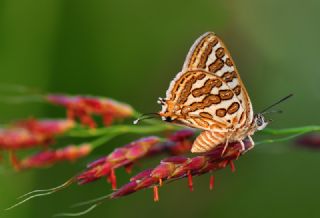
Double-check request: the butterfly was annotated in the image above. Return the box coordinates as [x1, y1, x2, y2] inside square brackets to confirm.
[158, 32, 269, 154]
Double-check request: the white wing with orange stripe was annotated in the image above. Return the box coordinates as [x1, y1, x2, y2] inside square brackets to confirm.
[159, 32, 257, 153]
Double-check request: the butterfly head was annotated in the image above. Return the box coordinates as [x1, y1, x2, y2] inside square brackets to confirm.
[252, 94, 293, 131]
[133, 98, 179, 125]
[253, 113, 268, 131]
[158, 97, 177, 122]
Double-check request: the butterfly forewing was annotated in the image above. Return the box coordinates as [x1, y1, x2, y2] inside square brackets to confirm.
[182, 32, 254, 125]
[161, 32, 255, 152]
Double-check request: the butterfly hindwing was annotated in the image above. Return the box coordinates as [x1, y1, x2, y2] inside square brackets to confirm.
[182, 32, 253, 124]
[164, 70, 246, 131]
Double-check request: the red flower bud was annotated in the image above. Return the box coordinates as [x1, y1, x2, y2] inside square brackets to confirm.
[76, 136, 160, 186]
[0, 119, 74, 150]
[14, 119, 75, 136]
[168, 129, 195, 142]
[110, 139, 252, 199]
[19, 144, 92, 169]
[46, 94, 134, 127]
[296, 133, 320, 150]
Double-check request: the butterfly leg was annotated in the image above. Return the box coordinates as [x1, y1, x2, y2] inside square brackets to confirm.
[240, 136, 255, 154]
[247, 136, 255, 150]
[157, 97, 165, 105]
[221, 138, 229, 157]
[239, 140, 245, 151]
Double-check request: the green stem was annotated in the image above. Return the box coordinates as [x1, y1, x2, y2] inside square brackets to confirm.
[67, 123, 179, 138]
[255, 132, 306, 145]
[70, 124, 320, 150]
[90, 135, 117, 149]
[0, 95, 44, 104]
[260, 126, 320, 135]
[70, 125, 320, 138]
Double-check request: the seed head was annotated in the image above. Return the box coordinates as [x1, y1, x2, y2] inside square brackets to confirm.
[0, 119, 74, 150]
[110, 139, 252, 199]
[76, 136, 161, 186]
[19, 144, 92, 169]
[46, 94, 134, 127]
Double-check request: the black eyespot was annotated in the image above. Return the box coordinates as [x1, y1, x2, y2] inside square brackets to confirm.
[165, 116, 173, 122]
[227, 119, 231, 123]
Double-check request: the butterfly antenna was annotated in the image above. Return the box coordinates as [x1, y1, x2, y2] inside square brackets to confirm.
[260, 94, 293, 114]
[133, 113, 160, 124]
[262, 109, 283, 115]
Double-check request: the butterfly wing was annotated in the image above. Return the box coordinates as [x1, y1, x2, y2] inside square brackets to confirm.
[182, 32, 254, 126]
[160, 32, 256, 152]
[161, 32, 253, 130]
[162, 70, 246, 131]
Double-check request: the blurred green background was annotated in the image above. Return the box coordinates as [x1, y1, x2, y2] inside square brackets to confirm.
[0, 0, 319, 217]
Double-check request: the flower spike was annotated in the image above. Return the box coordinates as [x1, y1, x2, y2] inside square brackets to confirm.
[18, 144, 92, 170]
[54, 139, 252, 217]
[46, 94, 134, 127]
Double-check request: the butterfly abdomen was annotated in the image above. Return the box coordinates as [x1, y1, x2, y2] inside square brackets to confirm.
[191, 131, 225, 153]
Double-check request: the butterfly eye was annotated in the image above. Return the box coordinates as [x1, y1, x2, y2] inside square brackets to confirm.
[165, 116, 173, 122]
[255, 114, 268, 131]
[256, 115, 264, 126]
[257, 118, 263, 126]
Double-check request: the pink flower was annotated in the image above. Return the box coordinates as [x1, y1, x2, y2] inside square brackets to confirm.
[296, 133, 320, 150]
[166, 129, 195, 155]
[76, 136, 161, 189]
[15, 119, 75, 136]
[76, 130, 196, 189]
[19, 144, 92, 170]
[0, 119, 74, 150]
[46, 95, 134, 127]
[109, 139, 251, 200]
[0, 128, 44, 149]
